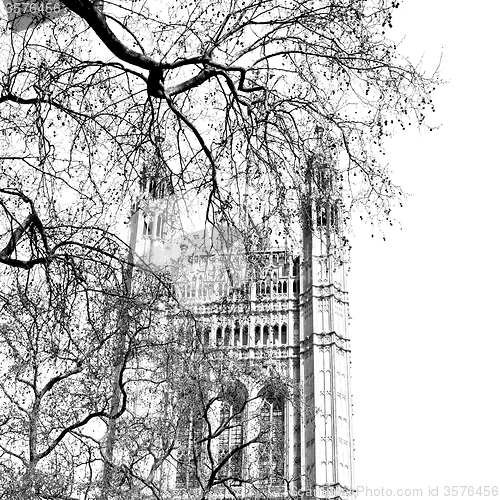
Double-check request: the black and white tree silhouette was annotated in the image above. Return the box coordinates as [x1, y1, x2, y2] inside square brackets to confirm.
[0, 0, 439, 497]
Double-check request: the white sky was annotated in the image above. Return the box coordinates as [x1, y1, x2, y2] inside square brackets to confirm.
[349, 1, 500, 498]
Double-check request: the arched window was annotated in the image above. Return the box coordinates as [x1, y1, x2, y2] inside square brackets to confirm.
[263, 325, 269, 345]
[175, 412, 204, 489]
[242, 325, 249, 346]
[203, 327, 211, 345]
[317, 169, 327, 190]
[258, 387, 285, 484]
[331, 201, 340, 231]
[234, 324, 241, 346]
[272, 272, 278, 293]
[224, 326, 231, 346]
[149, 178, 157, 197]
[156, 214, 163, 238]
[281, 325, 287, 345]
[273, 324, 279, 344]
[143, 214, 153, 236]
[317, 204, 327, 227]
[218, 381, 248, 479]
[255, 325, 261, 345]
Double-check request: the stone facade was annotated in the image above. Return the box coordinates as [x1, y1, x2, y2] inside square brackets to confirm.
[128, 158, 355, 499]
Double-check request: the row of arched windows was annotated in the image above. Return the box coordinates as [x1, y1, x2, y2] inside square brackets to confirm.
[177, 279, 299, 300]
[254, 324, 287, 346]
[140, 174, 171, 200]
[255, 279, 288, 295]
[316, 200, 340, 230]
[181, 281, 250, 300]
[214, 325, 249, 346]
[208, 324, 288, 347]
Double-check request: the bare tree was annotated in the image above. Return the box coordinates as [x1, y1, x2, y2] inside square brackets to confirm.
[0, 261, 301, 499]
[100, 336, 300, 500]
[0, 1, 439, 498]
[0, 247, 176, 498]
[0, 0, 439, 266]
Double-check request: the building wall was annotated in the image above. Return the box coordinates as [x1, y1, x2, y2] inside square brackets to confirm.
[128, 175, 354, 499]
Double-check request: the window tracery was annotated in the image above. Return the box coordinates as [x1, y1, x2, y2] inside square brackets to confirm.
[258, 387, 285, 485]
[218, 381, 247, 479]
[175, 413, 204, 489]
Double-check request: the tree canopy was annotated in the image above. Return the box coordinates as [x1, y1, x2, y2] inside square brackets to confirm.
[0, 0, 439, 269]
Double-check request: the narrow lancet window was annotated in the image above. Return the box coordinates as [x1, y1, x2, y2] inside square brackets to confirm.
[258, 387, 285, 485]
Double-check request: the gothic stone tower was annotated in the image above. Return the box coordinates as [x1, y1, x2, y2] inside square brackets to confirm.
[300, 150, 355, 499]
[128, 153, 355, 499]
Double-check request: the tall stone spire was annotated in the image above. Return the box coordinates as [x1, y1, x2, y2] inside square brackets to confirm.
[299, 131, 355, 498]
